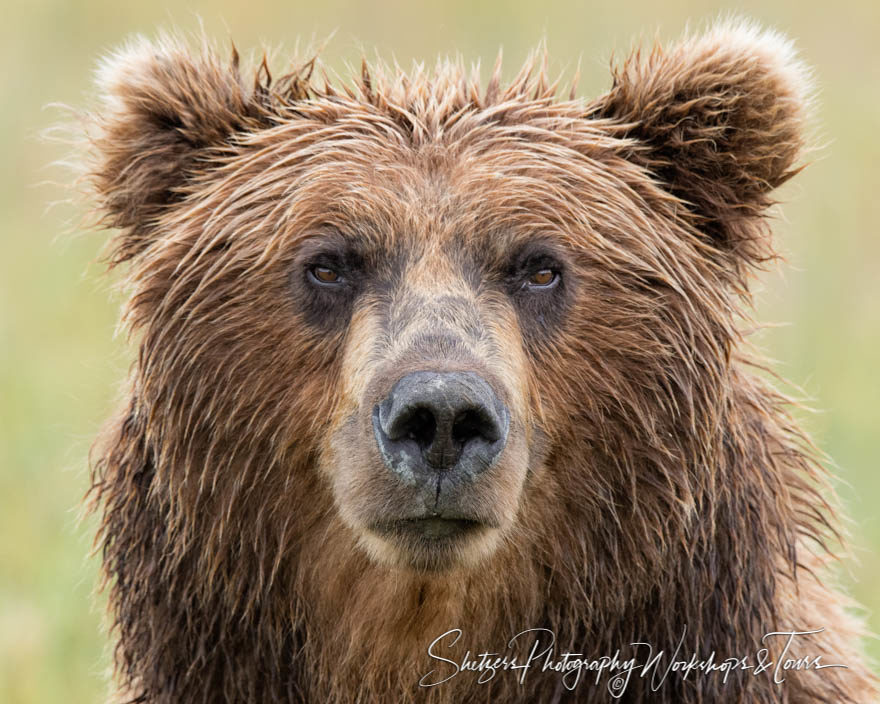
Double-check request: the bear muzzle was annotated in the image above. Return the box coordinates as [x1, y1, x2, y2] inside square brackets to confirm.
[366, 370, 509, 547]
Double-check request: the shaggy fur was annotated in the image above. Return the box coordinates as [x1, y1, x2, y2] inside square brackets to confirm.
[81, 20, 876, 703]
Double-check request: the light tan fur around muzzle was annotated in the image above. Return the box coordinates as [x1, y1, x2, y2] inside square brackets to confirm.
[326, 242, 535, 572]
[338, 244, 531, 424]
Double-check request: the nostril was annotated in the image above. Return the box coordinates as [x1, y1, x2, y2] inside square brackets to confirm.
[452, 409, 498, 445]
[397, 406, 437, 448]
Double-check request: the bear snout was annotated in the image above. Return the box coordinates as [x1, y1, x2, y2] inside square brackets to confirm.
[372, 370, 510, 488]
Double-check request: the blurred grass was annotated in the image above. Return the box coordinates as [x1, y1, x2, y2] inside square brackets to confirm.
[1, 0, 877, 701]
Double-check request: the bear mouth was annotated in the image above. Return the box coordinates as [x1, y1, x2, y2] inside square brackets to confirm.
[367, 516, 500, 570]
[374, 516, 487, 541]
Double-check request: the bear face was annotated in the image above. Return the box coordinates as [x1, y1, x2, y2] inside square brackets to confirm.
[82, 20, 876, 704]
[91, 24, 800, 573]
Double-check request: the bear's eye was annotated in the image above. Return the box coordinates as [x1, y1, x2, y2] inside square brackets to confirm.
[309, 266, 342, 285]
[525, 269, 558, 289]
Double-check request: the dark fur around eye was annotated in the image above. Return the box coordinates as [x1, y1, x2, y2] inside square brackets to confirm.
[504, 243, 571, 336]
[291, 235, 364, 330]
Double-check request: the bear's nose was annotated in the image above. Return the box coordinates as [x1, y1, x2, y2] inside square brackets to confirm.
[373, 371, 509, 482]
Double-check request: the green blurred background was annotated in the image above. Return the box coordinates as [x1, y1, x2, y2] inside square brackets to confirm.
[1, 0, 877, 701]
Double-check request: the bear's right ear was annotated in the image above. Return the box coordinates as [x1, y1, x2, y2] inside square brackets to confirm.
[586, 21, 812, 275]
[88, 35, 306, 264]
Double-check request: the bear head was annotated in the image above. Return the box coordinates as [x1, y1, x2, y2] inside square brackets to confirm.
[87, 20, 813, 600]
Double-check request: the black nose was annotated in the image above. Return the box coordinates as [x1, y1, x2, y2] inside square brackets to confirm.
[373, 371, 509, 483]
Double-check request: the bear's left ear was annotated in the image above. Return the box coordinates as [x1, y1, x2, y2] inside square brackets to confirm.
[587, 20, 812, 267]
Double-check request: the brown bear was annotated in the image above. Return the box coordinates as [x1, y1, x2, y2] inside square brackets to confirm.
[81, 20, 876, 703]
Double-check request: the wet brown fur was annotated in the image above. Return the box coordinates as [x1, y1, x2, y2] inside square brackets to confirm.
[82, 21, 876, 703]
